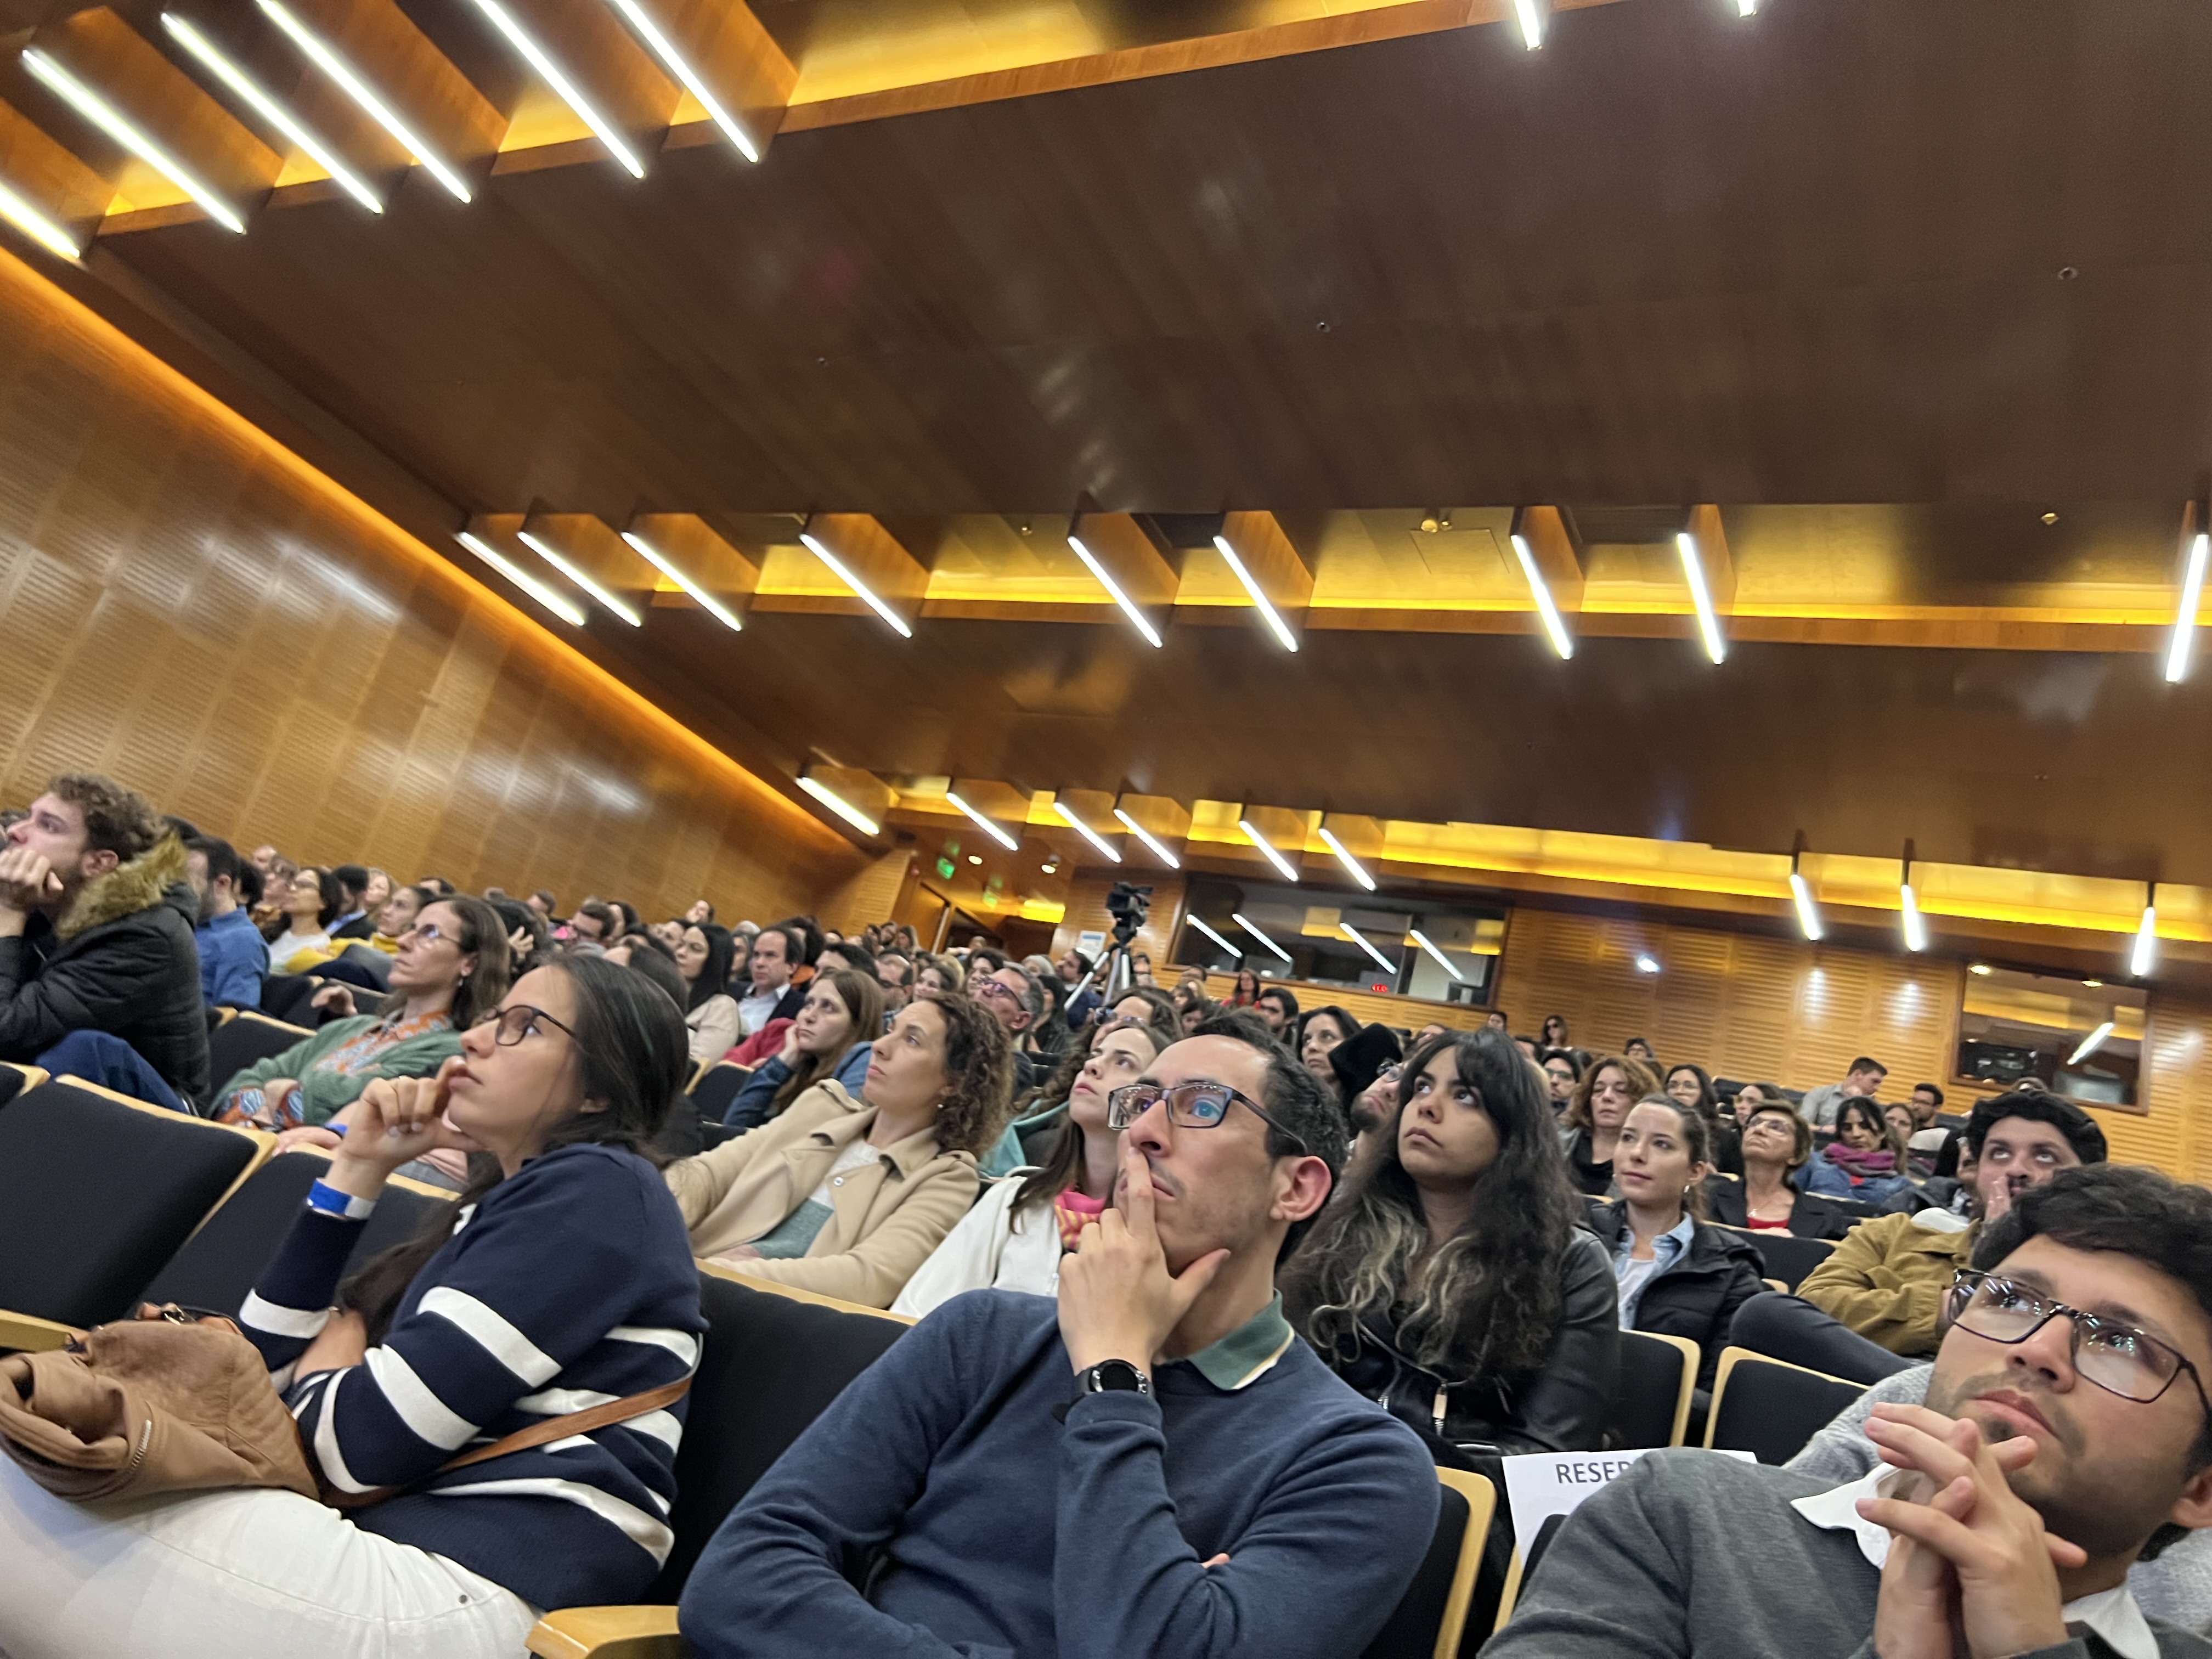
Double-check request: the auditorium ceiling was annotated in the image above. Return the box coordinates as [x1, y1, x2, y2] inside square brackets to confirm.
[7, 0, 2212, 971]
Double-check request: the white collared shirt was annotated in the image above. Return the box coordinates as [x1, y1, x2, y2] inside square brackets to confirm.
[1790, 1466, 2159, 1659]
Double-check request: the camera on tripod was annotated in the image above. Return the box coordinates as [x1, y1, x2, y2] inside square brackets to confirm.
[1104, 882, 1153, 947]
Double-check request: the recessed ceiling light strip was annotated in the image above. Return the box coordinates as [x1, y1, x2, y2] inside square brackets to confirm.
[1408, 928, 1464, 982]
[1051, 800, 1120, 864]
[1112, 808, 1181, 869]
[1233, 912, 1293, 963]
[0, 175, 79, 259]
[795, 775, 877, 835]
[516, 531, 642, 625]
[1211, 534, 1299, 652]
[799, 531, 913, 638]
[1186, 917, 1240, 957]
[945, 791, 1018, 850]
[1340, 922, 1396, 974]
[21, 48, 246, 233]
[162, 13, 381, 212]
[257, 0, 472, 202]
[1238, 818, 1300, 882]
[1675, 531, 1728, 664]
[1067, 532, 1163, 648]
[620, 531, 742, 630]
[463, 0, 644, 177]
[1509, 532, 1575, 659]
[456, 531, 586, 624]
[600, 0, 758, 161]
[2165, 533, 2208, 683]
[1316, 826, 1375, 891]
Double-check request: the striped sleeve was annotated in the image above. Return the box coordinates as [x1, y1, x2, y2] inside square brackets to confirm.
[292, 1150, 687, 1495]
[238, 1199, 368, 1369]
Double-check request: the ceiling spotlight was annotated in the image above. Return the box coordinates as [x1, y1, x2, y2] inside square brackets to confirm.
[1969, 962, 1994, 976]
[1040, 863, 1058, 875]
[966, 854, 981, 865]
[516, 532, 641, 625]
[1113, 808, 1181, 869]
[162, 13, 381, 212]
[455, 532, 586, 625]
[258, 0, 471, 201]
[2083, 978, 2103, 989]
[799, 531, 912, 638]
[1316, 826, 1375, 891]
[1232, 912, 1293, 963]
[945, 791, 1018, 851]
[794, 775, 877, 835]
[1051, 800, 1121, 864]
[2041, 511, 2060, 526]
[1212, 534, 1299, 653]
[2132, 886, 2159, 979]
[22, 48, 246, 233]
[1408, 928, 1464, 982]
[1187, 916, 1240, 957]
[1238, 819, 1300, 882]
[1634, 953, 1662, 974]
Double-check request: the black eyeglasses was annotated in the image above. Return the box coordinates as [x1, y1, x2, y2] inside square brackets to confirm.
[1948, 1269, 2210, 1410]
[472, 1005, 581, 1047]
[1106, 1079, 1311, 1154]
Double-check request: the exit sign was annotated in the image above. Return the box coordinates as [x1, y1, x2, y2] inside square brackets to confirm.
[935, 856, 956, 879]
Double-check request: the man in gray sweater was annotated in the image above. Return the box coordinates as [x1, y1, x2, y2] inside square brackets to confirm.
[1491, 1165, 2212, 1658]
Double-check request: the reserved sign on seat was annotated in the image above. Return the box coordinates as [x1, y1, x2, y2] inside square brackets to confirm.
[1500, 1447, 1754, 1550]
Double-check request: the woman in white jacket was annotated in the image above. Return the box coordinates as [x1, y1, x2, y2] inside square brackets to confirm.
[892, 1018, 1170, 1316]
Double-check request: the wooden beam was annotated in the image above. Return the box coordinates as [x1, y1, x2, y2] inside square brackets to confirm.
[626, 510, 760, 620]
[1686, 502, 1736, 612]
[520, 509, 659, 611]
[0, 91, 106, 241]
[1067, 509, 1177, 639]
[487, 0, 676, 174]
[758, 513, 929, 631]
[1192, 510, 1313, 644]
[650, 0, 797, 162]
[1510, 504, 1585, 612]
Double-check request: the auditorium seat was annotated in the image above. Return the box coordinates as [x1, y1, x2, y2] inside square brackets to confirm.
[258, 973, 325, 1025]
[206, 1010, 317, 1089]
[1357, 1468, 1492, 1659]
[1715, 1224, 1836, 1291]
[1492, 1511, 1570, 1636]
[138, 1152, 458, 1318]
[1701, 1346, 1865, 1465]
[0, 1079, 272, 1347]
[1606, 1330, 1701, 1449]
[0, 1061, 47, 1111]
[689, 1062, 753, 1124]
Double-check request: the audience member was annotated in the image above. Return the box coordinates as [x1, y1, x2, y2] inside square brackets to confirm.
[1702, 1097, 1857, 1239]
[672, 921, 738, 1062]
[1128, 946, 1155, 985]
[734, 922, 806, 1036]
[1005, 1004, 1182, 1160]
[725, 928, 751, 985]
[566, 898, 618, 947]
[1593, 1097, 1765, 1387]
[1056, 946, 1100, 1029]
[874, 950, 914, 1017]
[1489, 1162, 2212, 1658]
[1283, 1029, 1620, 1455]
[722, 966, 882, 1131]
[1174, 982, 1213, 1035]
[1109, 984, 1181, 1031]
[1228, 966, 1261, 1007]
[266, 865, 343, 972]
[975, 959, 1048, 1091]
[527, 888, 557, 917]
[1327, 1022, 1404, 1124]
[1539, 1013, 1572, 1049]
[249, 842, 280, 876]
[1486, 1008, 1510, 1030]
[668, 992, 1011, 1307]
[894, 1017, 1176, 1316]
[1296, 1004, 1357, 1091]
[1623, 1035, 1658, 1065]
[186, 834, 268, 1007]
[1344, 1055, 1404, 1172]
[611, 934, 690, 1017]
[1542, 1047, 1582, 1108]
[0, 953, 704, 1654]
[817, 938, 876, 977]
[963, 945, 1008, 990]
[1798, 1052, 1887, 1129]
[911, 952, 962, 1000]
[682, 1011, 1436, 1659]
[486, 894, 550, 975]
[1730, 1076, 1786, 1126]
[359, 867, 392, 916]
[325, 864, 375, 940]
[216, 897, 509, 1136]
[1663, 1059, 1742, 1176]
[1559, 1053, 1660, 1197]
[1251, 981, 1299, 1037]
[1801, 1094, 1915, 1203]
[0, 773, 208, 1109]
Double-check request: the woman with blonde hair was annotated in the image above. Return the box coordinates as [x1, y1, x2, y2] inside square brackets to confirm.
[668, 992, 1013, 1308]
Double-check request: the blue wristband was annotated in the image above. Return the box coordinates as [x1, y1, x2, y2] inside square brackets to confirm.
[306, 1180, 376, 1221]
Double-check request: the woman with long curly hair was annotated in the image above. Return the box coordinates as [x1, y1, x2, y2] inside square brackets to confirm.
[1280, 1029, 1619, 1454]
[667, 991, 1014, 1308]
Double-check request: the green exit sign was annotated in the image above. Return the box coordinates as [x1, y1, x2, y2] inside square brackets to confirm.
[935, 856, 956, 879]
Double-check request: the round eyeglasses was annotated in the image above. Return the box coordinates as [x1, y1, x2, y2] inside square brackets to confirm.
[1948, 1269, 2210, 1410]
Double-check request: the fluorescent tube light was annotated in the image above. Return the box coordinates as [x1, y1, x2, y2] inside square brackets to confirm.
[516, 531, 641, 625]
[1233, 912, 1293, 963]
[1789, 870, 1825, 941]
[1634, 953, 1662, 974]
[258, 0, 471, 201]
[1675, 532, 1727, 664]
[1187, 917, 1240, 957]
[1900, 882, 1928, 952]
[1317, 826, 1376, 891]
[1067, 534, 1163, 648]
[1212, 534, 1298, 652]
[1051, 800, 1120, 864]
[799, 532, 913, 638]
[456, 532, 586, 625]
[464, 0, 644, 177]
[22, 49, 245, 233]
[162, 13, 381, 212]
[795, 775, 877, 836]
[2067, 1020, 2115, 1066]
[1510, 532, 1575, 659]
[2132, 904, 2159, 978]
[620, 531, 742, 630]
[2166, 533, 2208, 683]
[1113, 808, 1181, 869]
[0, 176, 78, 259]
[1408, 928, 1464, 982]
[1341, 922, 1396, 975]
[945, 791, 1018, 851]
[1514, 0, 1544, 48]
[1738, 0, 1759, 13]
[1238, 819, 1299, 882]
[601, 0, 758, 161]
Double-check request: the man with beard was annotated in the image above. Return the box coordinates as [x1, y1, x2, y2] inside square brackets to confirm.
[1491, 1163, 2212, 1657]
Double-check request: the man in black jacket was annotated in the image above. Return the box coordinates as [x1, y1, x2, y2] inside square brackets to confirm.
[0, 774, 210, 1109]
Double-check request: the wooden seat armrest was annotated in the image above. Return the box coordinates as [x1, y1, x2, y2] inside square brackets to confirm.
[525, 1605, 684, 1659]
[0, 1310, 78, 1352]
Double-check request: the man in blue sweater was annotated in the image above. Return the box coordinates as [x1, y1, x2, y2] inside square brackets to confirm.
[681, 1012, 1440, 1658]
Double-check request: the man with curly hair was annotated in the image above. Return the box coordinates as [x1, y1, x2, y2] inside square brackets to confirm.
[0, 772, 209, 1108]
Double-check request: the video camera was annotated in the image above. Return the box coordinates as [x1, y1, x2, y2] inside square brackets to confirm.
[1104, 882, 1153, 947]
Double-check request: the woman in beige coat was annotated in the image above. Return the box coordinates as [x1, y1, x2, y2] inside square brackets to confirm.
[666, 991, 1014, 1308]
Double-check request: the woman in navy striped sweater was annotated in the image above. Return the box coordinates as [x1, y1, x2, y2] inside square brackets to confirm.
[0, 955, 706, 1658]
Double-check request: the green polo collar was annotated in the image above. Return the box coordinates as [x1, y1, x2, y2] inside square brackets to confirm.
[1171, 1291, 1296, 1392]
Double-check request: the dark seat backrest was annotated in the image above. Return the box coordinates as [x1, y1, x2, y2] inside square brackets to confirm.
[0, 1081, 263, 1327]
[206, 1012, 317, 1093]
[648, 1274, 907, 1600]
[259, 974, 324, 1024]
[690, 1064, 751, 1124]
[1607, 1330, 1689, 1449]
[0, 1062, 36, 1111]
[1739, 1228, 1835, 1291]
[1708, 1356, 1865, 1465]
[1357, 1477, 1471, 1659]
[138, 1153, 456, 1317]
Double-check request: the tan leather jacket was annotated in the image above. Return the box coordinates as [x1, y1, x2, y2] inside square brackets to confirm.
[664, 1080, 979, 1309]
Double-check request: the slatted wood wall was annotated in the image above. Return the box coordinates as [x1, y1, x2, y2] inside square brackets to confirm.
[0, 250, 864, 923]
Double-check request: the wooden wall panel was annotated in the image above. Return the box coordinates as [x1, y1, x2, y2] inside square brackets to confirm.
[0, 249, 864, 923]
[819, 848, 918, 936]
[2138, 996, 2211, 1182]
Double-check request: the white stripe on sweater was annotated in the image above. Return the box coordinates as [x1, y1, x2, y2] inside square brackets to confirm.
[364, 1345, 477, 1450]
[511, 1389, 684, 1452]
[606, 1324, 701, 1369]
[241, 1290, 330, 1340]
[430, 1477, 674, 1561]
[313, 1370, 375, 1494]
[416, 1286, 561, 1385]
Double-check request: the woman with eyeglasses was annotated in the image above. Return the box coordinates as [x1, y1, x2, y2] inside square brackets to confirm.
[216, 896, 511, 1139]
[1282, 1030, 1619, 1456]
[0, 956, 707, 1656]
[1702, 1097, 1857, 1239]
[262, 864, 345, 975]
[668, 992, 1016, 1308]
[892, 1016, 1177, 1316]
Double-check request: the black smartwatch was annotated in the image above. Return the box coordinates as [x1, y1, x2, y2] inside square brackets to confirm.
[1075, 1358, 1153, 1398]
